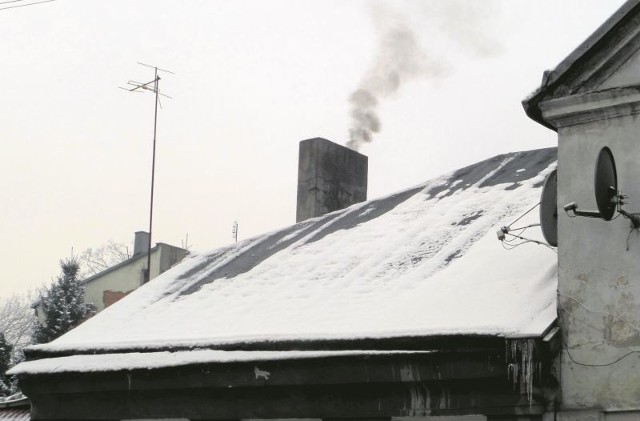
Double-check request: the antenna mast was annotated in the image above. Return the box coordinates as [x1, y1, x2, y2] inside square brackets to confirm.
[232, 221, 239, 242]
[120, 62, 174, 282]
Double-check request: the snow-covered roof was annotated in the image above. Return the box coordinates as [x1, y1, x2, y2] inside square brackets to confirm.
[24, 148, 558, 360]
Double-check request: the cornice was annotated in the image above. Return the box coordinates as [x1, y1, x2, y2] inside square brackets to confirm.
[522, 0, 640, 130]
[539, 86, 640, 129]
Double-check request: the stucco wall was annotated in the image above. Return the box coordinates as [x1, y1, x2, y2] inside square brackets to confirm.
[556, 110, 640, 411]
[84, 244, 187, 312]
[83, 251, 155, 312]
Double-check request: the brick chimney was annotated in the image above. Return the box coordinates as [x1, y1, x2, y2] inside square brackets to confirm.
[133, 231, 150, 256]
[296, 137, 368, 222]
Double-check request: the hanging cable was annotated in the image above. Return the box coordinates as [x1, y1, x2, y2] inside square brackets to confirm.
[564, 344, 640, 367]
[502, 233, 557, 253]
[0, 0, 56, 11]
[506, 202, 540, 229]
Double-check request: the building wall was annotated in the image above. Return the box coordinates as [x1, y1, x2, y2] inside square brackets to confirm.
[84, 243, 187, 312]
[157, 243, 188, 275]
[82, 252, 152, 312]
[547, 93, 640, 413]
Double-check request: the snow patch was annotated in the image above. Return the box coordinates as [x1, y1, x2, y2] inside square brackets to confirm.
[9, 350, 434, 375]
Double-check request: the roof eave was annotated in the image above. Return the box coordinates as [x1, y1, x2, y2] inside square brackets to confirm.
[24, 332, 554, 361]
[523, 0, 640, 129]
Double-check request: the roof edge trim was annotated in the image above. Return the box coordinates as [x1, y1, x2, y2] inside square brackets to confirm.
[24, 332, 553, 361]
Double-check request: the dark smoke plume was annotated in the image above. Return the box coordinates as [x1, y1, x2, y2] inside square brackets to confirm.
[348, 89, 380, 145]
[346, 10, 437, 151]
[346, 1, 502, 151]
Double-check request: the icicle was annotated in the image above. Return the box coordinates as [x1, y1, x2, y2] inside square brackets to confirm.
[520, 339, 534, 403]
[505, 338, 537, 405]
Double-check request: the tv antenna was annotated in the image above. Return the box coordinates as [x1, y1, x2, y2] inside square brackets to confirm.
[232, 221, 239, 242]
[181, 233, 191, 251]
[563, 146, 640, 229]
[119, 62, 175, 282]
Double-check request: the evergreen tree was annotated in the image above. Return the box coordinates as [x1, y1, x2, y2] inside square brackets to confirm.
[0, 333, 12, 396]
[33, 258, 95, 344]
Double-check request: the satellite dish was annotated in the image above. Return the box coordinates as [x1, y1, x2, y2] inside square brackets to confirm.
[594, 146, 618, 221]
[540, 169, 558, 246]
[563, 146, 639, 228]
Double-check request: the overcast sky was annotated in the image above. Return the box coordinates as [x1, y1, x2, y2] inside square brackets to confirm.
[0, 0, 627, 298]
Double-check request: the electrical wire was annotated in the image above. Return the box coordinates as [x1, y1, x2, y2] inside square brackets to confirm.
[0, 0, 56, 11]
[500, 240, 521, 250]
[558, 293, 640, 367]
[564, 344, 640, 367]
[506, 202, 540, 229]
[503, 224, 537, 243]
[503, 227, 528, 243]
[497, 202, 557, 250]
[501, 237, 541, 250]
[502, 233, 557, 253]
[627, 227, 635, 251]
[559, 292, 640, 332]
[509, 224, 540, 231]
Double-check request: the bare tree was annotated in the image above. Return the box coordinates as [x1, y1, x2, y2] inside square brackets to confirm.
[78, 240, 131, 277]
[0, 292, 37, 396]
[0, 293, 37, 353]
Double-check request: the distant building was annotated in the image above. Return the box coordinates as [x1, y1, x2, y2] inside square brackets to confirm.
[34, 232, 188, 320]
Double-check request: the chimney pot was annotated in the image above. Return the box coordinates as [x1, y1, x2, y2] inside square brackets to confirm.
[133, 231, 150, 256]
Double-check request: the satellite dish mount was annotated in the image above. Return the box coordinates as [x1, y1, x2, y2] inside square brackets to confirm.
[563, 147, 640, 228]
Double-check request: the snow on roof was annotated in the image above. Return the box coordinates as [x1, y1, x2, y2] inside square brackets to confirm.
[10, 349, 434, 375]
[28, 148, 558, 357]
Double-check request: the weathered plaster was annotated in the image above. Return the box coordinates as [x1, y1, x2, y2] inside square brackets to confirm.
[556, 110, 640, 411]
